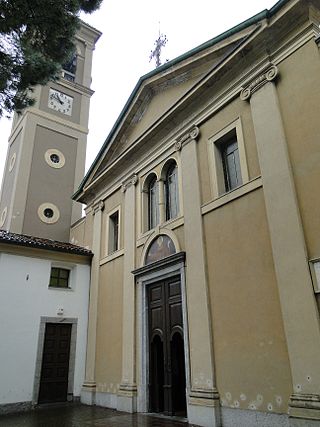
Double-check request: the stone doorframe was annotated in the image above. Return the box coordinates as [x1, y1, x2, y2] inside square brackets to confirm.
[33, 317, 78, 404]
[133, 252, 191, 416]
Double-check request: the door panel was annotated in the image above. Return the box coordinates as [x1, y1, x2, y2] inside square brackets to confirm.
[148, 277, 186, 416]
[38, 323, 72, 404]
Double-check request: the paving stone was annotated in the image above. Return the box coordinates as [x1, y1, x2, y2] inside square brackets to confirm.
[0, 403, 194, 427]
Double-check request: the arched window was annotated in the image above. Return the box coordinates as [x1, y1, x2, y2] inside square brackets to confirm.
[165, 163, 179, 221]
[148, 176, 159, 229]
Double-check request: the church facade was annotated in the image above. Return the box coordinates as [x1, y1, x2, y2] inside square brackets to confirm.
[1, 1, 320, 426]
[71, 1, 320, 426]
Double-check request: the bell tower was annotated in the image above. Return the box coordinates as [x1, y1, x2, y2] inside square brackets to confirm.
[0, 21, 101, 241]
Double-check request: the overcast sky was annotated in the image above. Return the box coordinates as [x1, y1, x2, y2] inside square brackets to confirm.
[0, 0, 277, 186]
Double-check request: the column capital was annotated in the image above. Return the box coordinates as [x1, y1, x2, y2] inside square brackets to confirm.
[92, 200, 104, 215]
[240, 64, 279, 101]
[175, 125, 200, 151]
[121, 173, 138, 193]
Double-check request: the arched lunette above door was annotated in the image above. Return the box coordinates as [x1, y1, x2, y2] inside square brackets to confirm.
[145, 234, 176, 266]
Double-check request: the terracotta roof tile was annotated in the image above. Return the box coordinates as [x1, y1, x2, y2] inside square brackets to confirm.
[0, 230, 92, 256]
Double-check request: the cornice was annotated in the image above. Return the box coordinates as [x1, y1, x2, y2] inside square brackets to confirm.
[57, 78, 94, 97]
[132, 252, 186, 278]
[8, 108, 88, 145]
[240, 64, 279, 101]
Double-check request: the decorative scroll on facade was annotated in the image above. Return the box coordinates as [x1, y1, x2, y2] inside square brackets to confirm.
[240, 64, 278, 101]
[92, 200, 104, 215]
[175, 125, 200, 151]
[145, 234, 176, 265]
[121, 174, 138, 193]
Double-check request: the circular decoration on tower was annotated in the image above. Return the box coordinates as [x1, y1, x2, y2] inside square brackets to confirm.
[9, 152, 16, 172]
[44, 149, 65, 169]
[0, 206, 7, 227]
[38, 203, 60, 224]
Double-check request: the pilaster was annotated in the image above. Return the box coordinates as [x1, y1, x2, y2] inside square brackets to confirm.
[118, 174, 138, 412]
[177, 126, 221, 427]
[82, 200, 104, 401]
[242, 63, 320, 422]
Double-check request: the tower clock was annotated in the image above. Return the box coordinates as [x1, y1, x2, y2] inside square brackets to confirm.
[0, 21, 101, 241]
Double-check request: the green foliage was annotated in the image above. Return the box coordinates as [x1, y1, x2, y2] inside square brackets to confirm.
[0, 0, 102, 117]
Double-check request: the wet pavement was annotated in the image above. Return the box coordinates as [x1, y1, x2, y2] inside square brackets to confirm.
[0, 403, 196, 427]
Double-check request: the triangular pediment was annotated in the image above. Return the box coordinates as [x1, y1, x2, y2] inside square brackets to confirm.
[93, 59, 217, 177]
[83, 34, 248, 191]
[75, 0, 300, 202]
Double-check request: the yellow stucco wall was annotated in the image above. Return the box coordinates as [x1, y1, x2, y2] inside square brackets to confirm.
[203, 188, 292, 413]
[95, 256, 124, 392]
[70, 210, 94, 249]
[277, 39, 320, 259]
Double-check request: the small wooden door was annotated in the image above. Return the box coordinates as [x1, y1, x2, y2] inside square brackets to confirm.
[148, 277, 187, 416]
[38, 323, 72, 403]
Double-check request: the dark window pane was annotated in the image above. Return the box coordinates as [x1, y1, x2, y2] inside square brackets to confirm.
[44, 208, 54, 218]
[221, 138, 242, 192]
[59, 278, 68, 287]
[63, 53, 77, 75]
[49, 268, 70, 288]
[148, 178, 159, 229]
[49, 277, 58, 286]
[165, 164, 179, 221]
[109, 211, 119, 253]
[60, 269, 69, 279]
[50, 154, 60, 164]
[51, 268, 59, 278]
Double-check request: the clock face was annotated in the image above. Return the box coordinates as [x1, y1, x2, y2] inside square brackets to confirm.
[48, 89, 73, 116]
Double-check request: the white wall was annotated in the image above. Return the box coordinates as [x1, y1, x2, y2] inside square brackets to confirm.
[0, 252, 90, 405]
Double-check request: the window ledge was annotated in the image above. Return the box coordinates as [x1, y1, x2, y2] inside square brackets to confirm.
[48, 287, 73, 292]
[161, 215, 184, 230]
[100, 248, 125, 265]
[201, 176, 262, 215]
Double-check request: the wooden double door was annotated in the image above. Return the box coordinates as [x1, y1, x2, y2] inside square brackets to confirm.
[148, 277, 187, 416]
[38, 323, 72, 404]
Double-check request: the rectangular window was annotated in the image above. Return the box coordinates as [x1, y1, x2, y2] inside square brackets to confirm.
[208, 118, 248, 198]
[49, 267, 70, 288]
[108, 210, 119, 254]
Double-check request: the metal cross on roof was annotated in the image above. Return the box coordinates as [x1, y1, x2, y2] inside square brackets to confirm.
[149, 24, 168, 68]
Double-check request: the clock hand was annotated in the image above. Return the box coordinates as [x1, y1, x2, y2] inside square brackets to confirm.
[56, 94, 63, 105]
[50, 92, 63, 105]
